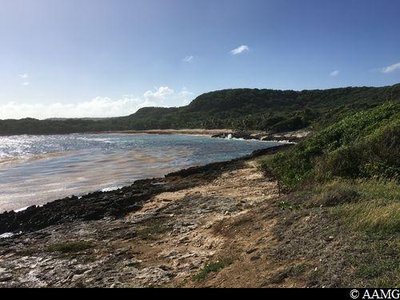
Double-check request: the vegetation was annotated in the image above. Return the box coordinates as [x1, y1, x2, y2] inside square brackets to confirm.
[1, 84, 400, 135]
[259, 100, 400, 286]
[46, 241, 94, 254]
[136, 219, 170, 240]
[262, 102, 400, 187]
[193, 258, 233, 282]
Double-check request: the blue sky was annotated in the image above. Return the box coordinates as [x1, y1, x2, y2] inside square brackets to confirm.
[0, 0, 400, 119]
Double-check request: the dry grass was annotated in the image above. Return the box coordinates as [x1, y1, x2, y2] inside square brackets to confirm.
[328, 180, 400, 234]
[337, 201, 400, 234]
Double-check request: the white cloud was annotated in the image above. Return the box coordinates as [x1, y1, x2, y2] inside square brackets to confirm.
[381, 62, 400, 74]
[230, 45, 250, 55]
[183, 56, 194, 63]
[330, 70, 340, 77]
[178, 88, 194, 106]
[0, 87, 195, 120]
[19, 74, 30, 86]
[143, 86, 174, 103]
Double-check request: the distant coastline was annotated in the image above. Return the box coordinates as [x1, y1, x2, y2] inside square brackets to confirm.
[0, 128, 310, 143]
[102, 128, 310, 143]
[106, 128, 234, 136]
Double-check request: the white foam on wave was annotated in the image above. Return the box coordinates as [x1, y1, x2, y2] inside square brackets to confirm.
[266, 140, 297, 145]
[0, 231, 23, 239]
[0, 232, 14, 239]
[101, 186, 123, 192]
[77, 137, 114, 144]
[14, 206, 29, 213]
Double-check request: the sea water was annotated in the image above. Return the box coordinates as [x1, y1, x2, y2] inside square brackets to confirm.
[0, 133, 279, 212]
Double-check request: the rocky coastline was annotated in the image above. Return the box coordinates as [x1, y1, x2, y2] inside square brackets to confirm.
[0, 144, 291, 236]
[0, 144, 298, 288]
[105, 128, 311, 144]
[211, 129, 311, 144]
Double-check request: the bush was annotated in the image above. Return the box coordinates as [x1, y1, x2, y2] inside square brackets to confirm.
[317, 185, 361, 207]
[263, 103, 400, 187]
[46, 241, 93, 254]
[193, 258, 233, 282]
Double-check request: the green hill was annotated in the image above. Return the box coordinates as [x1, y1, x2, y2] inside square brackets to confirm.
[125, 84, 400, 132]
[263, 102, 400, 187]
[1, 84, 400, 135]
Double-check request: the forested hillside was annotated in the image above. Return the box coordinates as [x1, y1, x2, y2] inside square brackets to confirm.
[1, 84, 399, 135]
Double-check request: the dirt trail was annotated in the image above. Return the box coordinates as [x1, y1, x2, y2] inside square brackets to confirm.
[123, 160, 281, 287]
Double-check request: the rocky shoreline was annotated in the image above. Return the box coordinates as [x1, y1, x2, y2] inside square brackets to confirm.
[106, 129, 311, 143]
[211, 129, 311, 144]
[0, 140, 362, 288]
[0, 144, 299, 288]
[0, 144, 292, 236]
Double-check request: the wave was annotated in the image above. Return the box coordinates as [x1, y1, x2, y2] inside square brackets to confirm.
[76, 137, 115, 144]
[101, 186, 123, 192]
[0, 231, 22, 239]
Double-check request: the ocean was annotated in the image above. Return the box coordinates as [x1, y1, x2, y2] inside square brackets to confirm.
[0, 133, 279, 212]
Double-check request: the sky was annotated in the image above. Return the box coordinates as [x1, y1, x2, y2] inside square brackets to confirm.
[0, 0, 400, 119]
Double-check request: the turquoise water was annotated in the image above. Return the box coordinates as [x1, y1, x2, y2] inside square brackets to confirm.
[0, 133, 279, 212]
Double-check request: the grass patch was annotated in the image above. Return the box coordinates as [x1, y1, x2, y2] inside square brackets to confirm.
[137, 219, 170, 240]
[336, 201, 400, 235]
[349, 237, 400, 287]
[320, 180, 400, 285]
[278, 201, 301, 211]
[46, 240, 93, 254]
[293, 180, 400, 285]
[193, 258, 233, 282]
[325, 180, 400, 235]
[308, 180, 361, 207]
[268, 263, 308, 284]
[318, 185, 360, 207]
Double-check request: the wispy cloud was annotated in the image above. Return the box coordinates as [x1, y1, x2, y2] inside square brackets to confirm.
[0, 87, 194, 120]
[230, 45, 250, 55]
[183, 55, 194, 63]
[381, 62, 400, 74]
[330, 70, 340, 77]
[19, 73, 30, 86]
[178, 87, 193, 106]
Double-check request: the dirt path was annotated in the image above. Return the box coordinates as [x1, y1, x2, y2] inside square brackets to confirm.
[123, 160, 280, 287]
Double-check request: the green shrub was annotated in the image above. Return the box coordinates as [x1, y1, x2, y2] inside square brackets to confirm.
[193, 258, 233, 282]
[46, 241, 93, 254]
[263, 103, 400, 187]
[317, 186, 361, 207]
